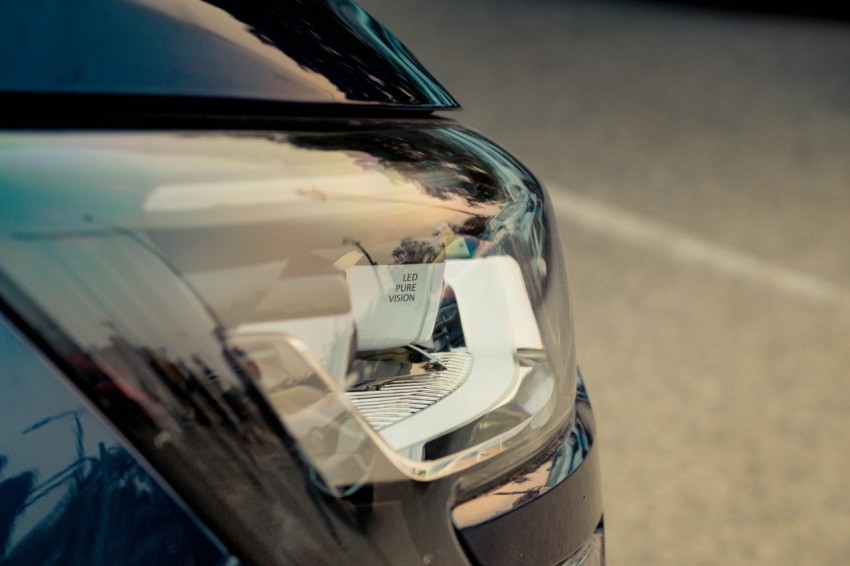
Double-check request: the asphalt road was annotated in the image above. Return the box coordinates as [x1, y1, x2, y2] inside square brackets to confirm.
[358, 1, 850, 563]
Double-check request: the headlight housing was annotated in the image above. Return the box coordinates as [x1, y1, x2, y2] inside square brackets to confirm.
[0, 122, 576, 554]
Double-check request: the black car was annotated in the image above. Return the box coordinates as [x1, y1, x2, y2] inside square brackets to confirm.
[0, 1, 603, 564]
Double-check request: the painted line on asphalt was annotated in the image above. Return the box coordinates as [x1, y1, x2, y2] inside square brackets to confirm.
[548, 188, 850, 310]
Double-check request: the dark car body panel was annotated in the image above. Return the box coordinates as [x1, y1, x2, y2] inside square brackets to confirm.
[0, 314, 234, 565]
[0, 0, 457, 111]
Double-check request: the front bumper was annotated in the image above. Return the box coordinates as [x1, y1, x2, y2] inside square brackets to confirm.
[453, 372, 603, 565]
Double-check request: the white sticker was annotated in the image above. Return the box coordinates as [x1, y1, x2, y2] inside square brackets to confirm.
[346, 263, 445, 351]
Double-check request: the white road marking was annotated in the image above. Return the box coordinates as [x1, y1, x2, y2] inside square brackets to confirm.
[548, 188, 850, 310]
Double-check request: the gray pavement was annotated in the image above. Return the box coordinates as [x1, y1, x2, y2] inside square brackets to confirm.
[358, 1, 850, 563]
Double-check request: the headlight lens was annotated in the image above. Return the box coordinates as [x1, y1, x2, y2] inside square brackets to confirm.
[0, 125, 575, 496]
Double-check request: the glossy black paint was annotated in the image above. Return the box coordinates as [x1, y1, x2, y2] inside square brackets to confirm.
[0, 315, 233, 565]
[0, 0, 457, 111]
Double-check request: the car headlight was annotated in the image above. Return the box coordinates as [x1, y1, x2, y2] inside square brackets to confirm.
[0, 123, 575, 513]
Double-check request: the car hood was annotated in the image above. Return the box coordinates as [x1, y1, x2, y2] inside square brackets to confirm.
[0, 0, 458, 111]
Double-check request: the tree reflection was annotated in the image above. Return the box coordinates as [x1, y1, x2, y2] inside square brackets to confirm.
[450, 215, 493, 237]
[391, 238, 438, 265]
[201, 0, 428, 104]
[289, 131, 504, 207]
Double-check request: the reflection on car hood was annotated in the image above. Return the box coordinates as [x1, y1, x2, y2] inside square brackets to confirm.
[0, 0, 458, 110]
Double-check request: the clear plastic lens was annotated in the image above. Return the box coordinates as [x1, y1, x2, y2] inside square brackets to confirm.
[0, 127, 575, 491]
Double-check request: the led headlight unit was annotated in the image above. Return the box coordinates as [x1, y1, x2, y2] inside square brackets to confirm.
[0, 125, 576, 496]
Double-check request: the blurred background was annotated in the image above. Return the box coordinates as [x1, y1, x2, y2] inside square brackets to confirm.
[358, 1, 850, 563]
